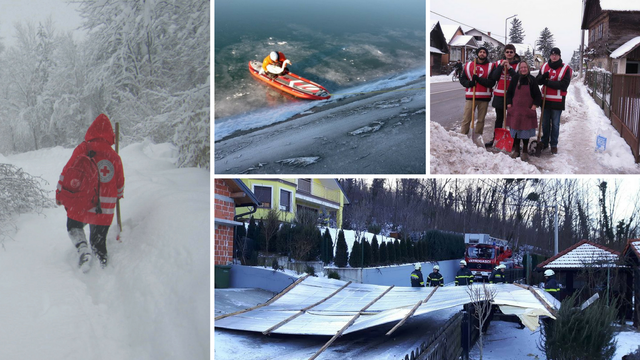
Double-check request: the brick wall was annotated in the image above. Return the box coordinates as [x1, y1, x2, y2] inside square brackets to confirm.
[215, 179, 235, 265]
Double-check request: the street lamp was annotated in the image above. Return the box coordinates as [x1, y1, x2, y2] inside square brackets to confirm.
[505, 14, 518, 45]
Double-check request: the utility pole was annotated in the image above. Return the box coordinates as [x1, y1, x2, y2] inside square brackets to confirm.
[554, 204, 559, 255]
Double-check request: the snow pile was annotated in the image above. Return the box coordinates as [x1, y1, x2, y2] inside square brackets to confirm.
[430, 121, 540, 174]
[430, 73, 455, 83]
[0, 141, 209, 359]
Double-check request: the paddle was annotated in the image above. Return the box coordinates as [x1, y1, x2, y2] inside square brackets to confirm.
[494, 63, 514, 152]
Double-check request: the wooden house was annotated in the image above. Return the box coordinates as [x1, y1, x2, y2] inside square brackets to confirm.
[581, 0, 640, 73]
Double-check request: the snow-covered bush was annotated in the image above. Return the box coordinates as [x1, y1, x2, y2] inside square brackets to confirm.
[0, 164, 54, 244]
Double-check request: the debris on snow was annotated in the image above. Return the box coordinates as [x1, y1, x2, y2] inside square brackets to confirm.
[349, 122, 384, 136]
[275, 157, 320, 167]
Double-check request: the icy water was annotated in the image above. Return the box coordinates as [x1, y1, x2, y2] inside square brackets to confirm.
[214, 0, 425, 122]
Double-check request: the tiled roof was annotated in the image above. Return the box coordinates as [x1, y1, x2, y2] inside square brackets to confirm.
[537, 240, 620, 269]
[622, 239, 640, 259]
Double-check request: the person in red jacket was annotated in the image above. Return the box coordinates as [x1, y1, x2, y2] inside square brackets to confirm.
[56, 114, 125, 271]
[459, 47, 496, 136]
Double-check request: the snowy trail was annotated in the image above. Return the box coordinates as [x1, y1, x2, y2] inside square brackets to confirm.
[431, 78, 640, 174]
[0, 141, 210, 359]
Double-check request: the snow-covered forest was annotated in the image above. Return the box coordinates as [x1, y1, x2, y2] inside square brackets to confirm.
[0, 0, 210, 168]
[340, 178, 640, 253]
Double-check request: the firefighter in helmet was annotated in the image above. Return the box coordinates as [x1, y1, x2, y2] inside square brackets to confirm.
[455, 260, 474, 286]
[544, 269, 561, 300]
[427, 265, 444, 287]
[489, 264, 507, 284]
[410, 263, 425, 287]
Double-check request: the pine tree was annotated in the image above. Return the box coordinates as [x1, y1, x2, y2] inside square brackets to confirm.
[334, 229, 349, 267]
[523, 49, 535, 68]
[379, 241, 388, 265]
[363, 239, 372, 267]
[537, 27, 556, 62]
[247, 216, 257, 242]
[349, 239, 361, 268]
[509, 18, 525, 43]
[322, 228, 334, 264]
[371, 235, 380, 266]
[387, 240, 396, 264]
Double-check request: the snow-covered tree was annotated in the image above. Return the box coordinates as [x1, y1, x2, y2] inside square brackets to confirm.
[537, 27, 556, 62]
[522, 49, 535, 68]
[509, 18, 525, 44]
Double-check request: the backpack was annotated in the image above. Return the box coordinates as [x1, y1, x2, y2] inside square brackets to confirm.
[58, 145, 102, 214]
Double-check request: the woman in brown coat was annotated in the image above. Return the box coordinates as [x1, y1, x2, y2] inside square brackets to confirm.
[506, 61, 542, 161]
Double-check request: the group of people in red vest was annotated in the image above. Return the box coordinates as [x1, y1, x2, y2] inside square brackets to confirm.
[459, 45, 572, 159]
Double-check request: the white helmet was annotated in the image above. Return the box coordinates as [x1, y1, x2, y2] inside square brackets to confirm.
[433, 265, 440, 271]
[460, 260, 467, 266]
[498, 264, 506, 270]
[414, 263, 421, 270]
[544, 269, 555, 277]
[270, 51, 279, 61]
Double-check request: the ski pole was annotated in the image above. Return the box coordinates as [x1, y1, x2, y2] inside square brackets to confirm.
[115, 122, 122, 242]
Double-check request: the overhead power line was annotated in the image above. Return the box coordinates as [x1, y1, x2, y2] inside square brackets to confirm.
[430, 10, 507, 41]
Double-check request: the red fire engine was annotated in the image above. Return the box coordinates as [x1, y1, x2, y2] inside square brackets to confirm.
[464, 234, 514, 281]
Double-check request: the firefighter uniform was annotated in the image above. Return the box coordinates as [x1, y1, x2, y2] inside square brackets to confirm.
[489, 269, 506, 284]
[410, 269, 425, 287]
[544, 275, 561, 299]
[427, 271, 444, 287]
[455, 266, 474, 286]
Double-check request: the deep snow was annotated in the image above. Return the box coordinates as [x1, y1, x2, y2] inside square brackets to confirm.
[430, 75, 640, 174]
[0, 141, 210, 359]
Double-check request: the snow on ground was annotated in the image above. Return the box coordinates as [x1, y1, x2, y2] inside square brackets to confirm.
[430, 73, 455, 83]
[431, 77, 640, 174]
[470, 321, 640, 360]
[0, 141, 210, 359]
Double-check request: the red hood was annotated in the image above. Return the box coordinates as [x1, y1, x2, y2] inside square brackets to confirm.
[85, 114, 115, 145]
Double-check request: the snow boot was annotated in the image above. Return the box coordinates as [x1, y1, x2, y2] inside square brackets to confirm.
[95, 251, 108, 269]
[551, 147, 558, 154]
[69, 228, 92, 272]
[521, 152, 529, 161]
[510, 146, 520, 158]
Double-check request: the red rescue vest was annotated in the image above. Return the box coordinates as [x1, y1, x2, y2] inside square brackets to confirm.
[493, 60, 520, 97]
[464, 61, 494, 100]
[541, 62, 571, 103]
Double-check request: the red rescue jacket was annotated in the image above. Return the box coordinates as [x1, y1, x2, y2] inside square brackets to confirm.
[464, 61, 494, 100]
[56, 114, 125, 226]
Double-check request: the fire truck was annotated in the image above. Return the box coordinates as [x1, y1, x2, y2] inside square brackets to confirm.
[464, 233, 514, 281]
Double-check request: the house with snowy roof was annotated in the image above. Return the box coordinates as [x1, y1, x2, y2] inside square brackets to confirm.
[581, 0, 640, 73]
[621, 239, 640, 328]
[430, 21, 449, 76]
[537, 240, 622, 302]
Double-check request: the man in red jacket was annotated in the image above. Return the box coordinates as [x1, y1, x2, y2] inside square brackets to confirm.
[56, 114, 125, 272]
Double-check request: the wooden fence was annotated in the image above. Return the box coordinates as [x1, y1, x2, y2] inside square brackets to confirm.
[585, 71, 640, 162]
[610, 74, 640, 163]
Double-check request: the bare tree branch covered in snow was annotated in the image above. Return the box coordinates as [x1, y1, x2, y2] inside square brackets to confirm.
[0, 0, 210, 168]
[466, 283, 497, 360]
[0, 164, 54, 246]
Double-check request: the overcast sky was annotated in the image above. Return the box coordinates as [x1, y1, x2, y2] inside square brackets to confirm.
[0, 0, 85, 48]
[431, 0, 585, 58]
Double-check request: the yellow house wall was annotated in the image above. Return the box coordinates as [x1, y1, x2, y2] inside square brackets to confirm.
[238, 179, 346, 228]
[239, 179, 296, 223]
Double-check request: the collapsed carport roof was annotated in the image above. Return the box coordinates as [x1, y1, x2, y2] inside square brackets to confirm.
[215, 276, 559, 338]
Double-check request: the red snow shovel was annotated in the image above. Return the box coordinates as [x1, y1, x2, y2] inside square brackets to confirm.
[494, 65, 513, 152]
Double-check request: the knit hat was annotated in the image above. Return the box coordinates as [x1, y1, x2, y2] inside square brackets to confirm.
[476, 46, 488, 56]
[550, 47, 561, 56]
